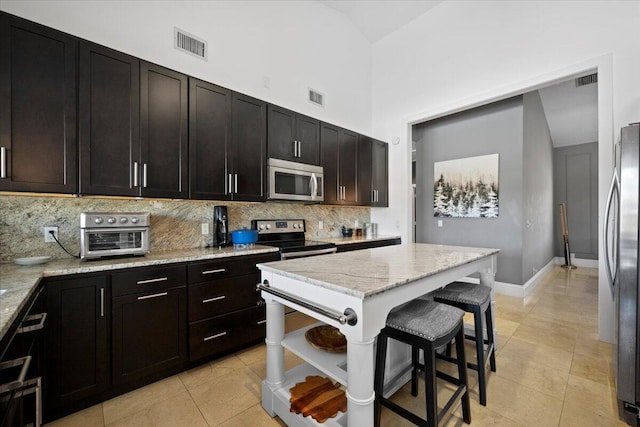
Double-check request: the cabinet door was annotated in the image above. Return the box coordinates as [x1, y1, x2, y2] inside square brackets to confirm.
[358, 136, 374, 206]
[0, 13, 77, 193]
[320, 122, 340, 204]
[339, 129, 358, 204]
[79, 42, 140, 196]
[295, 114, 320, 165]
[372, 139, 388, 207]
[189, 78, 231, 200]
[112, 287, 187, 385]
[267, 104, 296, 162]
[45, 275, 108, 412]
[140, 62, 188, 199]
[231, 93, 266, 201]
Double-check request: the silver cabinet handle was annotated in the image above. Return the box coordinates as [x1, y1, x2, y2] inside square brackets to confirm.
[257, 319, 267, 325]
[234, 174, 238, 194]
[293, 140, 298, 158]
[0, 356, 32, 393]
[137, 277, 168, 285]
[133, 161, 139, 187]
[17, 313, 47, 333]
[0, 146, 6, 179]
[228, 173, 233, 194]
[202, 295, 226, 303]
[375, 189, 379, 203]
[143, 163, 148, 188]
[297, 140, 302, 158]
[202, 268, 225, 275]
[203, 331, 227, 342]
[100, 288, 105, 317]
[137, 291, 168, 300]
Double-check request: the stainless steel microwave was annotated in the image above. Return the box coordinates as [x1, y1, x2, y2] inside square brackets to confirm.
[267, 158, 324, 202]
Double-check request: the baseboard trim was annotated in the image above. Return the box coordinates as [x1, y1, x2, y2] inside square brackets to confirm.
[554, 257, 599, 268]
[459, 258, 556, 298]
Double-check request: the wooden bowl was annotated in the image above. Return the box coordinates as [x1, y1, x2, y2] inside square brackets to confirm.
[305, 325, 347, 353]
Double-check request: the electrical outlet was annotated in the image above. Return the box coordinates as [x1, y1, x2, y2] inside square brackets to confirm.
[201, 223, 210, 235]
[354, 219, 358, 227]
[437, 220, 443, 228]
[318, 221, 323, 230]
[44, 226, 59, 242]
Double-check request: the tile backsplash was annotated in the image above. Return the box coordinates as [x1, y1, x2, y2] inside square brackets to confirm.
[0, 195, 369, 262]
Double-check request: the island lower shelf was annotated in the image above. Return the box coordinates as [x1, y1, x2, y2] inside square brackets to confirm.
[262, 363, 347, 426]
[281, 322, 348, 386]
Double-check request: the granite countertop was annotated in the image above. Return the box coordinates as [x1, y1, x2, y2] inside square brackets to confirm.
[257, 243, 499, 300]
[0, 245, 279, 341]
[315, 234, 401, 245]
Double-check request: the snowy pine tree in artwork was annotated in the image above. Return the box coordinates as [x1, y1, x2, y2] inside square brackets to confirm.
[432, 154, 499, 218]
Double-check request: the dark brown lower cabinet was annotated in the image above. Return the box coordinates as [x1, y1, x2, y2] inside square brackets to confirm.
[112, 286, 187, 385]
[189, 305, 266, 361]
[45, 275, 109, 420]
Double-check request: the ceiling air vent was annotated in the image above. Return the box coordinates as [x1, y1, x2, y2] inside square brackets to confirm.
[308, 88, 325, 107]
[575, 73, 597, 87]
[174, 27, 207, 61]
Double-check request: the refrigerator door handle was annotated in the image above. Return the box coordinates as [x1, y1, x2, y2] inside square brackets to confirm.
[603, 169, 619, 296]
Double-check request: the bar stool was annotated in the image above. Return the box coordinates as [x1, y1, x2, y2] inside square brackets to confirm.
[431, 281, 496, 406]
[374, 300, 471, 427]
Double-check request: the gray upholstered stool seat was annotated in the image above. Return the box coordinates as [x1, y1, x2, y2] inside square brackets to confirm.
[430, 281, 491, 309]
[431, 281, 496, 406]
[374, 300, 471, 426]
[387, 299, 465, 341]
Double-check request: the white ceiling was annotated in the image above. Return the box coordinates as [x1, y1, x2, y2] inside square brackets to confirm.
[319, 0, 443, 43]
[319, 0, 598, 148]
[538, 78, 598, 147]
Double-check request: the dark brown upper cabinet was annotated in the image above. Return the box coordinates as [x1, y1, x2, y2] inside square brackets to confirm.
[358, 136, 388, 207]
[79, 41, 140, 196]
[140, 62, 188, 199]
[267, 105, 320, 165]
[189, 78, 231, 200]
[189, 79, 266, 201]
[321, 122, 358, 205]
[0, 13, 77, 193]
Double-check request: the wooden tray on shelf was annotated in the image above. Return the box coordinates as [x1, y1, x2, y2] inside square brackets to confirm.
[290, 375, 347, 423]
[304, 325, 347, 353]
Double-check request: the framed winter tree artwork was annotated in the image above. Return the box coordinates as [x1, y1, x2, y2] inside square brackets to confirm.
[433, 153, 499, 218]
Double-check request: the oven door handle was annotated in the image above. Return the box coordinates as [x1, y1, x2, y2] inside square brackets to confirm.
[281, 247, 337, 260]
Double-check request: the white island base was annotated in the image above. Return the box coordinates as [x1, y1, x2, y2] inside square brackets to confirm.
[258, 244, 498, 426]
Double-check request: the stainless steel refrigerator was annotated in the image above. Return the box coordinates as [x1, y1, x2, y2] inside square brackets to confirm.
[605, 123, 640, 426]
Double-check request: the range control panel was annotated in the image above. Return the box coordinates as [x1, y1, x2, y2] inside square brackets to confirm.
[252, 219, 306, 234]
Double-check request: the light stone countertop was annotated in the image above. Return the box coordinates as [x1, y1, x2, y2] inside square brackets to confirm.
[257, 243, 499, 299]
[0, 245, 279, 341]
[314, 234, 401, 245]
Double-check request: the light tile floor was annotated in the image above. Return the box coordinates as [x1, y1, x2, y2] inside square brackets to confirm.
[47, 266, 627, 426]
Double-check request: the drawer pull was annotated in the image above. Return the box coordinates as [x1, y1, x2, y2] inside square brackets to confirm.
[0, 356, 32, 393]
[201, 268, 226, 275]
[257, 319, 267, 325]
[202, 296, 226, 303]
[137, 277, 168, 285]
[203, 331, 227, 342]
[137, 292, 168, 300]
[17, 312, 47, 333]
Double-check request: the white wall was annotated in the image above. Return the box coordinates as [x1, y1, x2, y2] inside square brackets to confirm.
[370, 0, 640, 342]
[0, 0, 372, 134]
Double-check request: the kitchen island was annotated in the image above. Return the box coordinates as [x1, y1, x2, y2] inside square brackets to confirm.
[258, 243, 498, 426]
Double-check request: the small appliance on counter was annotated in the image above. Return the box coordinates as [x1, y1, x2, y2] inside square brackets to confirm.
[80, 212, 150, 260]
[230, 228, 258, 249]
[214, 206, 229, 248]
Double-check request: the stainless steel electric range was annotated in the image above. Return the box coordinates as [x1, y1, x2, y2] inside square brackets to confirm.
[251, 219, 336, 260]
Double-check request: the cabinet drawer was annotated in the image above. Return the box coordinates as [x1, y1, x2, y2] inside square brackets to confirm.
[189, 306, 266, 361]
[188, 253, 278, 283]
[189, 274, 261, 322]
[111, 264, 186, 297]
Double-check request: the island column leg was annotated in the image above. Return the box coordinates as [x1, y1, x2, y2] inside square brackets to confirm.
[262, 298, 285, 416]
[480, 255, 498, 345]
[346, 337, 376, 425]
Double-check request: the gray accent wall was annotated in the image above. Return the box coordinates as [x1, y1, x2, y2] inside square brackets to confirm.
[553, 142, 599, 260]
[413, 97, 524, 285]
[522, 91, 555, 283]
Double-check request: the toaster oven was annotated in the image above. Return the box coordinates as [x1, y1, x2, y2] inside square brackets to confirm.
[80, 213, 150, 260]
